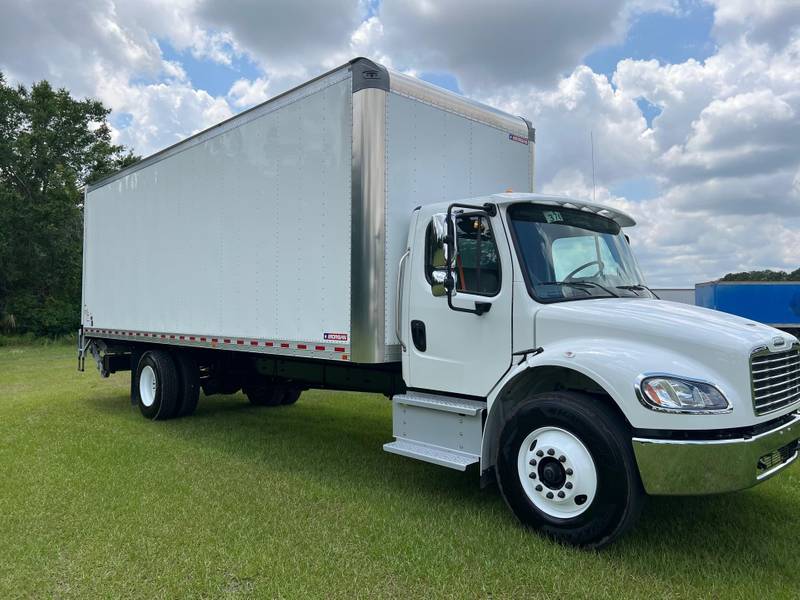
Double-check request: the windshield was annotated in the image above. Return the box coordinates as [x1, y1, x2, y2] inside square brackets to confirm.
[507, 204, 652, 302]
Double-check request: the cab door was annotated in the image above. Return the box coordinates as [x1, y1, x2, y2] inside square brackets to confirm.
[404, 210, 513, 397]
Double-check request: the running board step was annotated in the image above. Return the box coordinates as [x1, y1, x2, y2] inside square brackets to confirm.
[391, 392, 486, 415]
[384, 392, 485, 471]
[383, 440, 478, 471]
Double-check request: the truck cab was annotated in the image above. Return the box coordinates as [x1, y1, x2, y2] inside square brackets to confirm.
[386, 192, 800, 547]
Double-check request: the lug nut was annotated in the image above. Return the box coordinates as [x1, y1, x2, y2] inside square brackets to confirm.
[528, 472, 536, 479]
[557, 491, 565, 498]
[547, 449, 555, 456]
[558, 455, 566, 463]
[565, 482, 573, 489]
[546, 492, 554, 499]
[566, 468, 574, 476]
[535, 485, 543, 492]
[536, 450, 544, 457]
[529, 459, 537, 466]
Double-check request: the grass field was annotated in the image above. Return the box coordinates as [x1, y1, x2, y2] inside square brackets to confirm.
[1, 343, 799, 598]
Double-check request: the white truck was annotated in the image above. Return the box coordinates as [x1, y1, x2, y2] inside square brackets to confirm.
[80, 58, 800, 548]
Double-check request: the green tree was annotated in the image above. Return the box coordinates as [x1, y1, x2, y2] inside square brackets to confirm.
[721, 268, 800, 282]
[0, 73, 138, 336]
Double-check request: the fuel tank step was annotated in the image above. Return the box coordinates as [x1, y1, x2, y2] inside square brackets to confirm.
[383, 392, 486, 471]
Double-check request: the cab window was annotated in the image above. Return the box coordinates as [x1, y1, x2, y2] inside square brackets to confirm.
[424, 214, 501, 296]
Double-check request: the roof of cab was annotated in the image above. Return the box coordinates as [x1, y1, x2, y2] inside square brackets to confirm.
[420, 193, 636, 227]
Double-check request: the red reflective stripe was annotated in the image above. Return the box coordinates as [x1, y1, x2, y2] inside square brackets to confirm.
[315, 345, 325, 351]
[335, 347, 345, 353]
[265, 342, 274, 347]
[297, 344, 307, 350]
[189, 336, 196, 341]
[236, 340, 244, 345]
[280, 343, 289, 348]
[200, 337, 207, 342]
[250, 341, 258, 346]
[224, 339, 231, 344]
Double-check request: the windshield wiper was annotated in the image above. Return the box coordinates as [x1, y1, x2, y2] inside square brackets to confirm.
[539, 281, 619, 298]
[616, 285, 660, 299]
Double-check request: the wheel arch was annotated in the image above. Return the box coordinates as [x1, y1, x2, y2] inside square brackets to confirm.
[481, 364, 632, 474]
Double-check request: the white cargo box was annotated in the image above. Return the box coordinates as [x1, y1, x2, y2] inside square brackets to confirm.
[82, 58, 535, 363]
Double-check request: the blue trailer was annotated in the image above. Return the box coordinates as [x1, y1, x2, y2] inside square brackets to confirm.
[695, 281, 800, 336]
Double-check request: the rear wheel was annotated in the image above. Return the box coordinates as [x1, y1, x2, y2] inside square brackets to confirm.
[281, 387, 302, 405]
[244, 382, 285, 406]
[173, 351, 200, 417]
[134, 350, 180, 420]
[496, 391, 644, 548]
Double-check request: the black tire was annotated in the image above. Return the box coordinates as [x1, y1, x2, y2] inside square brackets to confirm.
[496, 391, 644, 549]
[281, 387, 302, 405]
[134, 350, 180, 420]
[244, 382, 285, 406]
[173, 351, 200, 417]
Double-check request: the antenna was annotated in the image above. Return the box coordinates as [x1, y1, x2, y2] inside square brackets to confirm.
[590, 131, 596, 204]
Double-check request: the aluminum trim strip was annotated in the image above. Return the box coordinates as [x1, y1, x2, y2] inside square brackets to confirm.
[388, 69, 529, 138]
[350, 87, 388, 363]
[83, 327, 351, 361]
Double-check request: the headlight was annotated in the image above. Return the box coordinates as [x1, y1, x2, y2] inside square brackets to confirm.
[638, 376, 730, 413]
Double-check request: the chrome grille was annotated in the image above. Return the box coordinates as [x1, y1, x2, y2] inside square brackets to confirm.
[750, 345, 800, 415]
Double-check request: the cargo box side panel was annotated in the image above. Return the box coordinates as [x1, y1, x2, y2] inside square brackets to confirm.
[384, 92, 531, 348]
[83, 75, 352, 347]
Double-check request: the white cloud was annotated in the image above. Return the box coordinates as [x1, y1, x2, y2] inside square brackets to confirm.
[709, 0, 800, 48]
[482, 65, 655, 186]
[227, 77, 270, 108]
[1, 0, 797, 283]
[375, 0, 632, 90]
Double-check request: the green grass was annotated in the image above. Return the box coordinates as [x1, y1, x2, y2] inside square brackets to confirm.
[1, 344, 799, 599]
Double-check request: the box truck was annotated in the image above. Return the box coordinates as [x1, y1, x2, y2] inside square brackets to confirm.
[80, 58, 800, 548]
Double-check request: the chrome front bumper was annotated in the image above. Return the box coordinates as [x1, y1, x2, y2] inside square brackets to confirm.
[632, 413, 800, 495]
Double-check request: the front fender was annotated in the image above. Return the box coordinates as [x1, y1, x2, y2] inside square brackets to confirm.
[480, 338, 755, 473]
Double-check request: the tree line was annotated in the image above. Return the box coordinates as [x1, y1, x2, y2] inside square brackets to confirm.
[0, 73, 138, 336]
[721, 269, 800, 282]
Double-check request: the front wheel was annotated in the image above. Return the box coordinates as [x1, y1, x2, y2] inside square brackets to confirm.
[496, 391, 644, 549]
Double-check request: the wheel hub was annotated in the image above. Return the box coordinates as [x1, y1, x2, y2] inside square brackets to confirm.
[538, 457, 566, 490]
[517, 426, 598, 519]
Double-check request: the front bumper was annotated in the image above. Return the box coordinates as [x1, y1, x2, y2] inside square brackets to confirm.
[632, 413, 800, 495]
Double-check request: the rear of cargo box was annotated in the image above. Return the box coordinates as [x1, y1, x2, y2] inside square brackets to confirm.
[695, 281, 800, 334]
[82, 58, 534, 365]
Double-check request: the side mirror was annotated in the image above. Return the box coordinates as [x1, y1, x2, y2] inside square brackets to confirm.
[430, 268, 448, 297]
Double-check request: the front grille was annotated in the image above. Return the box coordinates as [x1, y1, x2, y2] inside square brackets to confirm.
[750, 345, 800, 415]
[757, 440, 799, 473]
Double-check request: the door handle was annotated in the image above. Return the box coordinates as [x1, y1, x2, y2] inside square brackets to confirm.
[411, 320, 427, 352]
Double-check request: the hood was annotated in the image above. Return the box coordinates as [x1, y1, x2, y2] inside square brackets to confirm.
[536, 298, 797, 354]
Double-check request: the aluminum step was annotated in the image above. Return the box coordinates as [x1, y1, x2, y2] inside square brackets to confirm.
[391, 392, 486, 416]
[383, 440, 478, 471]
